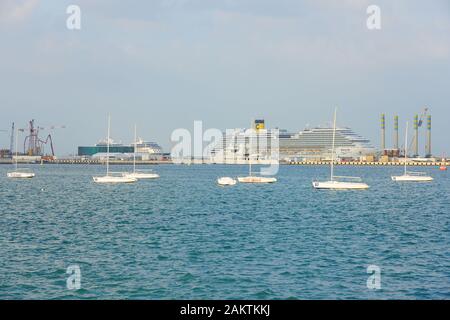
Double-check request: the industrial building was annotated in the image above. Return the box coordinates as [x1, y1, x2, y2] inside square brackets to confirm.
[379, 108, 433, 162]
[78, 138, 164, 160]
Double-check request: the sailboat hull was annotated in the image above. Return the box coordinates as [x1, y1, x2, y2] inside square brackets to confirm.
[124, 172, 160, 179]
[93, 176, 137, 184]
[7, 171, 35, 179]
[312, 181, 369, 190]
[391, 175, 433, 182]
[237, 176, 277, 183]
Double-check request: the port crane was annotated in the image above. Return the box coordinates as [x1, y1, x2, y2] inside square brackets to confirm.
[20, 120, 65, 156]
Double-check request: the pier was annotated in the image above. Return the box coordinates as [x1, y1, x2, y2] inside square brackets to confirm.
[287, 160, 449, 167]
[0, 158, 448, 167]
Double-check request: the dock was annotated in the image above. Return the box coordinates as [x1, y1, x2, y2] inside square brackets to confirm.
[287, 161, 449, 167]
[0, 158, 448, 167]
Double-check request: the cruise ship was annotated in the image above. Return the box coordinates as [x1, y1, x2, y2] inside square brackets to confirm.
[78, 138, 164, 160]
[279, 126, 375, 161]
[210, 120, 375, 163]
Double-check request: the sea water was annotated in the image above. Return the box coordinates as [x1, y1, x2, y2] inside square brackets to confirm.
[0, 164, 448, 299]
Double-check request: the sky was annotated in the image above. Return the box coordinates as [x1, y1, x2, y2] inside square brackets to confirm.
[0, 0, 449, 156]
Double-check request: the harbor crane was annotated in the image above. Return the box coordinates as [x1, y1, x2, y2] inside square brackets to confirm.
[20, 120, 66, 156]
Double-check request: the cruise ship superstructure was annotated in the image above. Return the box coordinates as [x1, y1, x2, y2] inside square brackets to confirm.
[279, 126, 375, 161]
[210, 120, 375, 163]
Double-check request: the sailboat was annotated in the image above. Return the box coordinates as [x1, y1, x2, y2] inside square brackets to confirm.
[391, 122, 433, 182]
[312, 108, 369, 190]
[237, 154, 277, 183]
[7, 127, 35, 179]
[123, 125, 160, 180]
[93, 115, 137, 184]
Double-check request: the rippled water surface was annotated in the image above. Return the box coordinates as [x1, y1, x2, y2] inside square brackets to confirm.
[0, 164, 449, 299]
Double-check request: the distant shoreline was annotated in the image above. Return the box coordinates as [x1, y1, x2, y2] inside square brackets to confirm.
[0, 159, 448, 167]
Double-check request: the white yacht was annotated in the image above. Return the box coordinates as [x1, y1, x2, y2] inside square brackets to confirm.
[313, 108, 369, 190]
[123, 125, 160, 180]
[93, 116, 137, 184]
[7, 127, 35, 179]
[391, 122, 433, 182]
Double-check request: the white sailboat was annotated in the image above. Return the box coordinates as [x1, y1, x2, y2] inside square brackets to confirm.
[237, 154, 277, 184]
[312, 108, 369, 190]
[123, 125, 160, 180]
[391, 122, 433, 182]
[7, 127, 35, 179]
[93, 115, 137, 184]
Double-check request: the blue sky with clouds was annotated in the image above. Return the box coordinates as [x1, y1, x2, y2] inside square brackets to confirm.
[0, 0, 449, 155]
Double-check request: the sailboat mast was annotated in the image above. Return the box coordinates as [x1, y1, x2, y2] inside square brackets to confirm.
[404, 121, 408, 175]
[133, 124, 137, 173]
[15, 127, 18, 170]
[106, 115, 110, 175]
[330, 108, 337, 181]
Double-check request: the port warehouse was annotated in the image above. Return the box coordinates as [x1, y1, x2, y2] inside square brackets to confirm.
[78, 145, 133, 156]
[76, 139, 169, 161]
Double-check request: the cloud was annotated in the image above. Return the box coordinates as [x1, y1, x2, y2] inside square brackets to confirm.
[0, 0, 39, 23]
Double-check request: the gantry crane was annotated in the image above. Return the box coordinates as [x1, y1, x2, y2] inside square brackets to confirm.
[21, 120, 66, 156]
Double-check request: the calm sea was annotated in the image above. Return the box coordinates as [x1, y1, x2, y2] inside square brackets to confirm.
[0, 164, 449, 299]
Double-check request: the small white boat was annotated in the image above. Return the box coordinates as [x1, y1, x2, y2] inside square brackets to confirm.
[237, 176, 277, 183]
[392, 122, 433, 182]
[122, 124, 160, 180]
[7, 127, 35, 179]
[217, 177, 237, 186]
[93, 115, 137, 184]
[313, 108, 369, 190]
